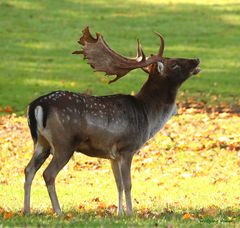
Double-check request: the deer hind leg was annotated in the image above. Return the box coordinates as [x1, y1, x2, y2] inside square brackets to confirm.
[110, 159, 123, 216]
[119, 153, 133, 216]
[43, 145, 73, 215]
[24, 136, 50, 214]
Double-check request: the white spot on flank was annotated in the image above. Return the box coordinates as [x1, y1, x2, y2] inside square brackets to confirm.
[67, 115, 70, 121]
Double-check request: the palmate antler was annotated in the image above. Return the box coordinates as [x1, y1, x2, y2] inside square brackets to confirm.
[73, 27, 164, 83]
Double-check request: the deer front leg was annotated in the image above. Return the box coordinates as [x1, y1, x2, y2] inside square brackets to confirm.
[120, 153, 133, 216]
[24, 143, 50, 214]
[43, 149, 73, 215]
[110, 159, 123, 216]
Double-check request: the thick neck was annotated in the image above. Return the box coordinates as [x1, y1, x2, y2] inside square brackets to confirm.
[135, 74, 177, 110]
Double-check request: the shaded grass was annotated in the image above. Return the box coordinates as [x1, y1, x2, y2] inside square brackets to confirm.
[0, 0, 240, 114]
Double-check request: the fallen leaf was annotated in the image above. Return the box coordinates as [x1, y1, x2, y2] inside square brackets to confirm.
[182, 213, 194, 220]
[78, 203, 85, 210]
[92, 197, 100, 202]
[97, 202, 106, 209]
[64, 212, 74, 220]
[201, 205, 218, 217]
[0, 207, 5, 214]
[3, 211, 14, 220]
[46, 207, 54, 215]
[5, 106, 12, 113]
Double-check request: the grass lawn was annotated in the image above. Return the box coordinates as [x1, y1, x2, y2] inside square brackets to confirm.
[0, 0, 240, 226]
[0, 0, 240, 115]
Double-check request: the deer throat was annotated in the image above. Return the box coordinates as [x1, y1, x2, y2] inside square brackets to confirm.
[148, 103, 177, 139]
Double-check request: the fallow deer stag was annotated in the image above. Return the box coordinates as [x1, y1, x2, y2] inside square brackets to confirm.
[24, 27, 200, 216]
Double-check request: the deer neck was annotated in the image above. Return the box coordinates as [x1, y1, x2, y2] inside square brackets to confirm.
[135, 75, 178, 138]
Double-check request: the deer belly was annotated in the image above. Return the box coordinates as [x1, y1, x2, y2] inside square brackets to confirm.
[76, 138, 119, 159]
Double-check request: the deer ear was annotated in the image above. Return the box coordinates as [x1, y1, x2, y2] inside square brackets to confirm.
[157, 61, 164, 73]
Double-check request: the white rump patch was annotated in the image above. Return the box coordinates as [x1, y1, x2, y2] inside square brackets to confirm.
[157, 61, 164, 73]
[35, 106, 44, 131]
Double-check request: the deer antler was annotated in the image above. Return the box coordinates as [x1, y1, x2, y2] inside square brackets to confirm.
[73, 27, 164, 83]
[154, 32, 164, 57]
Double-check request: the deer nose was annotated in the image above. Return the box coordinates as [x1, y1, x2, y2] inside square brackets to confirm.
[194, 58, 200, 65]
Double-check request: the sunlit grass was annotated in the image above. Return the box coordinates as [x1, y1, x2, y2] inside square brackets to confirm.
[0, 112, 240, 226]
[7, 0, 44, 10]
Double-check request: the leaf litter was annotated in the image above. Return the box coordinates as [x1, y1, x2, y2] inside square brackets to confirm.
[0, 108, 240, 221]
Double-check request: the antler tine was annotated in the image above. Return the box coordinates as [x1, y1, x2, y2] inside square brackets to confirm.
[154, 32, 164, 57]
[136, 39, 146, 61]
[72, 26, 97, 55]
[79, 26, 97, 45]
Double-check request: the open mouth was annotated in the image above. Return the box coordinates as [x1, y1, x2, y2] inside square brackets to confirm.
[191, 66, 201, 75]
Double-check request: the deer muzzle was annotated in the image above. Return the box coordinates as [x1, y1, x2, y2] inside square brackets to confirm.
[190, 58, 201, 75]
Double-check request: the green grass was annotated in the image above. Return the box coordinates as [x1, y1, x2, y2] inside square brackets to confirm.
[0, 0, 240, 226]
[0, 0, 240, 114]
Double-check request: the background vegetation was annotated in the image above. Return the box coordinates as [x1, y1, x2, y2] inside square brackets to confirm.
[0, 0, 240, 226]
[0, 0, 239, 114]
